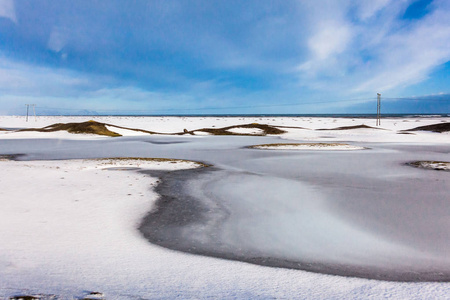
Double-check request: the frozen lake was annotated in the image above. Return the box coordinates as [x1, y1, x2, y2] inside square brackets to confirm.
[2, 134, 450, 281]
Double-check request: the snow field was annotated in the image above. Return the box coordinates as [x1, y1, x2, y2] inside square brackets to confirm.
[0, 158, 449, 299]
[0, 116, 449, 299]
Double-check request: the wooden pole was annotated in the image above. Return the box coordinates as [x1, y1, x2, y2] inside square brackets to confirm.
[25, 104, 29, 122]
[376, 93, 381, 126]
[25, 104, 36, 122]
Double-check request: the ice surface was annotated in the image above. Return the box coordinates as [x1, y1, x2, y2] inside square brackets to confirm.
[140, 142, 450, 281]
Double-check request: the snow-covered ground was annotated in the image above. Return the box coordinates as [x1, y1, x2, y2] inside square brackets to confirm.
[0, 116, 449, 299]
[0, 115, 448, 136]
[1, 115, 449, 145]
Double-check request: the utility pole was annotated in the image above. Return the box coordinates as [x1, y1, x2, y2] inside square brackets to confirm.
[25, 104, 36, 122]
[376, 93, 381, 126]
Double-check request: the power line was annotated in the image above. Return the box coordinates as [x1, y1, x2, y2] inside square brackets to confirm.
[383, 97, 450, 101]
[30, 95, 448, 115]
[35, 97, 376, 113]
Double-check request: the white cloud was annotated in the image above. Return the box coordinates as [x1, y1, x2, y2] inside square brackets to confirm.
[296, 0, 450, 96]
[0, 0, 16, 23]
[308, 22, 352, 60]
[294, 1, 355, 81]
[47, 27, 69, 53]
[0, 57, 91, 97]
[354, 3, 450, 92]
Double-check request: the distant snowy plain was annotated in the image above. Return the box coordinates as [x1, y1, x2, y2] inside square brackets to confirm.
[0, 116, 449, 299]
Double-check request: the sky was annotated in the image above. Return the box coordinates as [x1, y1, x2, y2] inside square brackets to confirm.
[0, 0, 449, 115]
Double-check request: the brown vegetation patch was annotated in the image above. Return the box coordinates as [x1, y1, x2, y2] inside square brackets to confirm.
[9, 296, 43, 300]
[406, 122, 450, 133]
[19, 121, 122, 137]
[184, 123, 286, 136]
[12, 121, 287, 137]
[317, 125, 381, 131]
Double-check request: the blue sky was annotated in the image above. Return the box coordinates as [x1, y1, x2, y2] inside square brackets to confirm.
[0, 0, 449, 115]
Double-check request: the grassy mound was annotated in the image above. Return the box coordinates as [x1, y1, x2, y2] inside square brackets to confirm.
[184, 123, 286, 136]
[406, 122, 450, 133]
[20, 121, 121, 137]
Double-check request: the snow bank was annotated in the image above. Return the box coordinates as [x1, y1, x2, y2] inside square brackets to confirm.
[1, 115, 449, 140]
[192, 130, 211, 136]
[226, 127, 265, 135]
[104, 125, 146, 136]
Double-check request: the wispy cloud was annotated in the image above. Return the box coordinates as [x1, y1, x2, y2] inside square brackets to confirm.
[0, 0, 16, 23]
[0, 56, 242, 115]
[0, 56, 154, 113]
[0, 56, 93, 97]
[47, 26, 69, 54]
